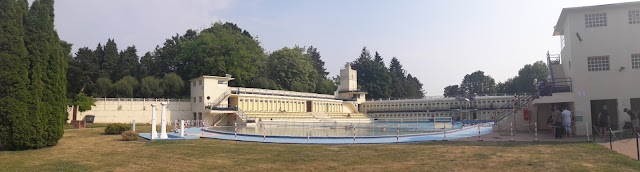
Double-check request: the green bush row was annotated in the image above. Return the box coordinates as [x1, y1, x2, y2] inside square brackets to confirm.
[104, 123, 131, 135]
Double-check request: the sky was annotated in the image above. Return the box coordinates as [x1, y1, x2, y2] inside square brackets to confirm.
[52, 0, 633, 96]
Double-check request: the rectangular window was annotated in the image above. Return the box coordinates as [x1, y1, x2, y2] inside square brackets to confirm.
[630, 10, 640, 24]
[585, 13, 607, 28]
[587, 56, 610, 71]
[198, 80, 203, 85]
[198, 96, 203, 102]
[632, 54, 640, 69]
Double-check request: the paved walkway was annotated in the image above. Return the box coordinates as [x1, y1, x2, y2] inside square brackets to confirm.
[598, 137, 640, 160]
[457, 130, 595, 142]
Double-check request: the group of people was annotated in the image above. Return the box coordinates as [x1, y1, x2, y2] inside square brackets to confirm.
[594, 105, 639, 137]
[534, 79, 553, 98]
[547, 105, 573, 139]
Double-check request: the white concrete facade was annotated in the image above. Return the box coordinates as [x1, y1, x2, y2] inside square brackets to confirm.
[545, 2, 640, 135]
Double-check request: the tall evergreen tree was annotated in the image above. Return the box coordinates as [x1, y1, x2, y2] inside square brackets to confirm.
[94, 43, 106, 77]
[0, 0, 33, 150]
[103, 39, 119, 81]
[374, 51, 384, 66]
[389, 57, 407, 98]
[139, 52, 153, 78]
[352, 47, 392, 99]
[114, 46, 139, 80]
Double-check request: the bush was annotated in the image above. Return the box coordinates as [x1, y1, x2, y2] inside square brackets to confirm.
[121, 130, 138, 141]
[104, 123, 131, 135]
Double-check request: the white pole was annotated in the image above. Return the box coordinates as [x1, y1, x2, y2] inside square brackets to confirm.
[132, 120, 136, 132]
[397, 124, 400, 142]
[150, 104, 157, 139]
[353, 126, 356, 143]
[443, 124, 447, 141]
[263, 126, 266, 142]
[160, 102, 168, 139]
[477, 124, 483, 141]
[234, 122, 238, 140]
[586, 122, 590, 141]
[180, 120, 185, 137]
[510, 121, 514, 141]
[534, 122, 538, 141]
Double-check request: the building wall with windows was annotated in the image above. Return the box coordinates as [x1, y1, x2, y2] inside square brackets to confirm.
[552, 2, 640, 134]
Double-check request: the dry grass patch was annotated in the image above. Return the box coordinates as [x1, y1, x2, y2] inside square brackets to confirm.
[0, 125, 638, 171]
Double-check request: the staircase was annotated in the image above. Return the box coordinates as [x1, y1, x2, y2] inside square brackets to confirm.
[311, 112, 334, 122]
[343, 102, 359, 113]
[493, 94, 535, 133]
[206, 89, 231, 110]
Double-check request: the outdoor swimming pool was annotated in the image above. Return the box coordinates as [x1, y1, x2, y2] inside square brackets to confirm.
[201, 121, 494, 144]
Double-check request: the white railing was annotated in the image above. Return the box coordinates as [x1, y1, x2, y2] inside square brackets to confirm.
[95, 98, 191, 102]
[230, 87, 336, 99]
[206, 89, 231, 109]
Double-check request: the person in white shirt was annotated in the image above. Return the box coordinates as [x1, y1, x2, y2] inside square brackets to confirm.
[562, 106, 573, 137]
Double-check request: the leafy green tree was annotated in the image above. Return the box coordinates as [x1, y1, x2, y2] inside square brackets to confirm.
[140, 76, 164, 98]
[95, 77, 112, 97]
[68, 93, 96, 122]
[162, 73, 184, 98]
[267, 47, 318, 92]
[0, 0, 33, 150]
[443, 85, 462, 97]
[177, 23, 265, 87]
[110, 79, 134, 98]
[496, 61, 548, 94]
[459, 70, 497, 95]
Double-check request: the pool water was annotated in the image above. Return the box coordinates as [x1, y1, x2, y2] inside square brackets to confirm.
[201, 122, 494, 144]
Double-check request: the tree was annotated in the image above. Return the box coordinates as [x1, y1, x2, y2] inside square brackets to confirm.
[67, 47, 100, 96]
[306, 46, 328, 78]
[374, 51, 384, 66]
[139, 52, 153, 78]
[103, 39, 119, 81]
[95, 77, 112, 97]
[267, 47, 318, 92]
[0, 0, 33, 150]
[68, 93, 96, 123]
[459, 70, 497, 95]
[110, 79, 134, 98]
[443, 85, 461, 97]
[496, 61, 548, 94]
[162, 73, 184, 98]
[176, 22, 264, 87]
[352, 47, 392, 99]
[389, 57, 407, 98]
[140, 76, 164, 98]
[114, 46, 139, 80]
[404, 74, 425, 98]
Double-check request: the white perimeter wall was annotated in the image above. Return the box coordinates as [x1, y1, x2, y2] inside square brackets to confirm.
[67, 98, 192, 124]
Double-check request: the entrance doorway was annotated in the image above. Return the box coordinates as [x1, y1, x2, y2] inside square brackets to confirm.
[306, 101, 312, 112]
[591, 99, 619, 130]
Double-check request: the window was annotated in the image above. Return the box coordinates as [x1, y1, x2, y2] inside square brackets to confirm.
[630, 10, 640, 24]
[632, 54, 640, 69]
[198, 96, 203, 102]
[192, 97, 196, 102]
[192, 81, 196, 87]
[198, 80, 203, 85]
[587, 56, 610, 71]
[585, 13, 607, 28]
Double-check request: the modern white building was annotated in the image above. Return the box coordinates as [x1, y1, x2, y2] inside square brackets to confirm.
[534, 1, 640, 135]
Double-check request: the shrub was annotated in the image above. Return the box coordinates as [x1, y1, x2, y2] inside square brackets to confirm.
[121, 130, 138, 141]
[104, 123, 131, 135]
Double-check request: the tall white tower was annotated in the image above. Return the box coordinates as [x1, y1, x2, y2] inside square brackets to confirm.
[336, 63, 366, 103]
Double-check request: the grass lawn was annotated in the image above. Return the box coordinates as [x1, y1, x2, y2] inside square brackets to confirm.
[1, 125, 639, 171]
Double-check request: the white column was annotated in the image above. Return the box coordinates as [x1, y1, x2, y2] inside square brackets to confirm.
[160, 102, 168, 139]
[150, 104, 157, 139]
[180, 120, 185, 137]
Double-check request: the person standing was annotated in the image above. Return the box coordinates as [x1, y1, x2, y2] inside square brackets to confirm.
[624, 108, 639, 133]
[596, 105, 610, 137]
[552, 106, 564, 139]
[562, 106, 573, 137]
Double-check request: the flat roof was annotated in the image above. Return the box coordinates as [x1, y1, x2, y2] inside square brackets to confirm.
[553, 1, 640, 36]
[189, 75, 235, 81]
